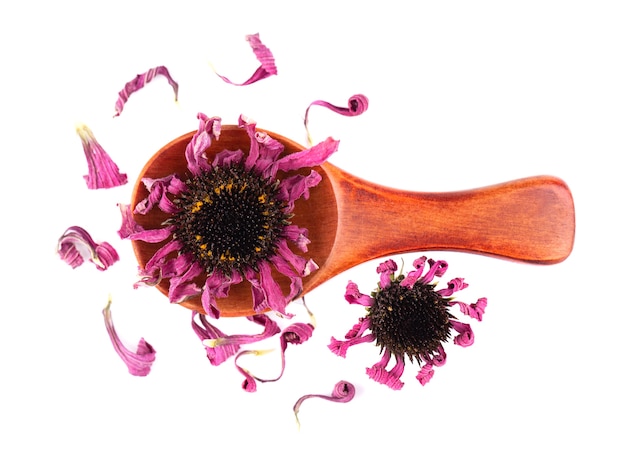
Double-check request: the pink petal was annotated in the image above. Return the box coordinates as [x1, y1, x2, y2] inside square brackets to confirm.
[76, 124, 128, 189]
[437, 277, 469, 297]
[304, 94, 369, 142]
[191, 311, 239, 366]
[451, 320, 475, 347]
[185, 113, 222, 175]
[344, 281, 375, 307]
[376, 259, 398, 289]
[103, 299, 156, 376]
[416, 364, 435, 386]
[113, 66, 179, 117]
[275, 137, 340, 173]
[293, 381, 356, 428]
[365, 350, 405, 390]
[215, 33, 277, 86]
[57, 226, 119, 271]
[235, 351, 258, 393]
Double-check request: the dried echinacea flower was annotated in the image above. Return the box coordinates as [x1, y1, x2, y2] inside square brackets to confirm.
[329, 257, 487, 389]
[113, 66, 179, 117]
[214, 33, 277, 86]
[76, 124, 128, 189]
[293, 380, 356, 430]
[57, 226, 119, 271]
[103, 297, 156, 376]
[121, 113, 339, 318]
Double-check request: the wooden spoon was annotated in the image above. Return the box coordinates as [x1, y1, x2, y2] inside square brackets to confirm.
[131, 126, 575, 317]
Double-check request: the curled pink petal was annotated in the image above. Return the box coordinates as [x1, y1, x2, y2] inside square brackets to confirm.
[304, 94, 369, 143]
[103, 299, 156, 376]
[437, 277, 469, 297]
[215, 33, 277, 86]
[376, 259, 398, 289]
[76, 124, 127, 189]
[451, 320, 475, 347]
[293, 380, 356, 429]
[113, 66, 179, 117]
[416, 364, 435, 386]
[191, 312, 239, 366]
[344, 281, 375, 306]
[57, 226, 119, 271]
[235, 351, 258, 393]
[453, 297, 488, 321]
[253, 323, 315, 384]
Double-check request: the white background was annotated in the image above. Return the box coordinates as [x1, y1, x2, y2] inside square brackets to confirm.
[2, 1, 624, 456]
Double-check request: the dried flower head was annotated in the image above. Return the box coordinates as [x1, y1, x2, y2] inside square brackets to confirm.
[121, 114, 339, 319]
[329, 256, 487, 389]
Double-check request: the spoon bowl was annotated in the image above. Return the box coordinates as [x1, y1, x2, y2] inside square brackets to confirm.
[131, 126, 575, 317]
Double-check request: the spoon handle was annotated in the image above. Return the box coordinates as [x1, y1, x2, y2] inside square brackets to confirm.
[325, 163, 575, 272]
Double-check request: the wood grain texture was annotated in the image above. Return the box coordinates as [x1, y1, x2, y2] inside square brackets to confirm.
[131, 126, 575, 316]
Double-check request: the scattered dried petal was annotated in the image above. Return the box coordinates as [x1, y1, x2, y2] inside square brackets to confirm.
[76, 124, 128, 189]
[214, 33, 277, 86]
[293, 380, 356, 430]
[103, 297, 156, 376]
[113, 66, 179, 117]
[304, 94, 369, 144]
[191, 311, 239, 366]
[57, 226, 119, 271]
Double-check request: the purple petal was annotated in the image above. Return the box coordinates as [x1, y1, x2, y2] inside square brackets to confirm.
[365, 350, 405, 390]
[282, 225, 312, 253]
[76, 124, 128, 189]
[276, 137, 340, 173]
[191, 311, 239, 366]
[201, 270, 243, 318]
[416, 364, 435, 386]
[328, 333, 375, 357]
[420, 259, 449, 284]
[117, 203, 145, 239]
[135, 174, 186, 215]
[376, 259, 398, 289]
[344, 281, 375, 307]
[451, 320, 475, 347]
[276, 171, 322, 212]
[215, 33, 277, 86]
[451, 297, 487, 322]
[304, 94, 369, 143]
[113, 66, 179, 117]
[254, 322, 315, 384]
[57, 226, 119, 271]
[436, 277, 469, 297]
[168, 262, 203, 303]
[399, 256, 428, 288]
[293, 381, 356, 428]
[256, 261, 288, 315]
[185, 113, 222, 175]
[123, 225, 176, 243]
[235, 351, 258, 393]
[205, 314, 280, 347]
[103, 299, 156, 376]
